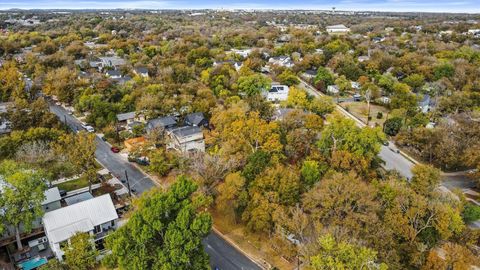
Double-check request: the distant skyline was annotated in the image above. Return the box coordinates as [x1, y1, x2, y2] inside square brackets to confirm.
[0, 0, 479, 13]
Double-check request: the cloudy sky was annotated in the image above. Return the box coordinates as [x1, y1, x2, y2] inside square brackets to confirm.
[0, 0, 479, 13]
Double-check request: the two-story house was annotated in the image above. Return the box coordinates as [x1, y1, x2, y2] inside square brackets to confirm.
[42, 194, 118, 261]
[167, 126, 205, 153]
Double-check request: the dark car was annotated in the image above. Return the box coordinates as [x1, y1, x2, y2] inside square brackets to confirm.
[111, 146, 120, 153]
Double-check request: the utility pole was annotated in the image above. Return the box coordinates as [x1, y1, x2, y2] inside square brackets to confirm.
[125, 170, 132, 197]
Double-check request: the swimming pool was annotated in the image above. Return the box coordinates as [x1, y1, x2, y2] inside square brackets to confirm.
[18, 257, 48, 270]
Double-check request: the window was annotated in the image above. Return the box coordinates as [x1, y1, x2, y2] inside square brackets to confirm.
[94, 225, 101, 234]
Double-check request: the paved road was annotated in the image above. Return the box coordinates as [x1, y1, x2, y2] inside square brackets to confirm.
[48, 102, 262, 270]
[298, 80, 415, 179]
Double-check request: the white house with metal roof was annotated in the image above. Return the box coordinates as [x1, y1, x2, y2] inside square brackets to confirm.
[42, 194, 118, 261]
[264, 84, 290, 102]
[325, 24, 350, 34]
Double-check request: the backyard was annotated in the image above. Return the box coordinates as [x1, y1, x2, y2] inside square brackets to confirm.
[340, 101, 390, 127]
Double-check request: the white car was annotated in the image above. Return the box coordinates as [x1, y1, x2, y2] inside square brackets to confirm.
[83, 125, 95, 133]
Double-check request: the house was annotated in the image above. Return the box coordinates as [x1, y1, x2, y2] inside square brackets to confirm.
[105, 70, 122, 79]
[0, 187, 61, 246]
[379, 96, 391, 104]
[124, 137, 146, 151]
[351, 82, 361, 90]
[133, 67, 149, 78]
[146, 116, 177, 133]
[64, 192, 94, 206]
[264, 84, 290, 102]
[418, 94, 432, 113]
[229, 48, 252, 58]
[353, 93, 362, 102]
[302, 69, 317, 80]
[167, 126, 205, 153]
[213, 60, 242, 71]
[372, 36, 386, 43]
[468, 29, 480, 35]
[116, 112, 136, 125]
[268, 56, 294, 68]
[184, 112, 209, 128]
[99, 56, 126, 69]
[0, 119, 11, 135]
[358, 55, 370, 62]
[272, 108, 296, 121]
[42, 187, 62, 212]
[325, 24, 350, 34]
[327, 85, 340, 95]
[42, 194, 118, 261]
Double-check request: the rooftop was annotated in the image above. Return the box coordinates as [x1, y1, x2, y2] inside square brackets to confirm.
[43, 194, 118, 244]
[171, 126, 202, 138]
[116, 111, 135, 122]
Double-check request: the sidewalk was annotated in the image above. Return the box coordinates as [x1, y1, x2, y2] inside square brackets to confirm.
[211, 227, 270, 270]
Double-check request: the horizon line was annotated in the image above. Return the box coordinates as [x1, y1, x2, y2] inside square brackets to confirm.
[0, 8, 479, 14]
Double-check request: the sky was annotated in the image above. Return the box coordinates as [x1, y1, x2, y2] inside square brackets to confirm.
[0, 0, 479, 13]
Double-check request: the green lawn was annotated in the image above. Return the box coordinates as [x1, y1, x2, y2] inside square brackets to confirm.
[55, 175, 99, 192]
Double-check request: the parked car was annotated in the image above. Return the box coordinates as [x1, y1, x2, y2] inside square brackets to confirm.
[111, 146, 120, 153]
[82, 125, 95, 133]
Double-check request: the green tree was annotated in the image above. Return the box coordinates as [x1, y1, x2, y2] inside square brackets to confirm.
[410, 164, 441, 196]
[237, 74, 271, 96]
[403, 73, 425, 90]
[310, 234, 387, 270]
[0, 160, 47, 250]
[64, 232, 98, 270]
[433, 63, 455, 80]
[384, 117, 403, 136]
[314, 67, 334, 91]
[104, 176, 212, 269]
[462, 203, 480, 223]
[39, 259, 65, 270]
[317, 115, 385, 164]
[54, 132, 97, 193]
[0, 61, 26, 101]
[300, 160, 322, 187]
[277, 69, 299, 86]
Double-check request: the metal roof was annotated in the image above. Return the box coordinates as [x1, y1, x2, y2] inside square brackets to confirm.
[43, 194, 118, 244]
[43, 187, 61, 206]
[64, 192, 94, 206]
[116, 111, 135, 121]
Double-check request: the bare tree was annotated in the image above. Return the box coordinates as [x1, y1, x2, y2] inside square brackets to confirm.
[189, 152, 237, 193]
[15, 141, 56, 165]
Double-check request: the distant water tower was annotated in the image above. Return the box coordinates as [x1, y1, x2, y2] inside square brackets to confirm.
[332, 7, 336, 13]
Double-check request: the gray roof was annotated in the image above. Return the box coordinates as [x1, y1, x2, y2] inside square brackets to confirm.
[116, 111, 135, 122]
[43, 187, 61, 206]
[64, 192, 94, 206]
[171, 126, 202, 138]
[147, 116, 177, 130]
[134, 67, 148, 74]
[106, 70, 122, 77]
[185, 112, 206, 126]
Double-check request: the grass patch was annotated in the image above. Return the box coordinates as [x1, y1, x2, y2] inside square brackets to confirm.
[211, 210, 295, 270]
[55, 175, 99, 192]
[341, 101, 390, 127]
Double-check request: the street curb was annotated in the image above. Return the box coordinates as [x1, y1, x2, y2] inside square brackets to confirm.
[211, 227, 270, 270]
[298, 77, 422, 167]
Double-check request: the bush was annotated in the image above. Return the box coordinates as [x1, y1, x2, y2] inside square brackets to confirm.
[384, 117, 403, 136]
[462, 203, 480, 223]
[377, 112, 383, 119]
